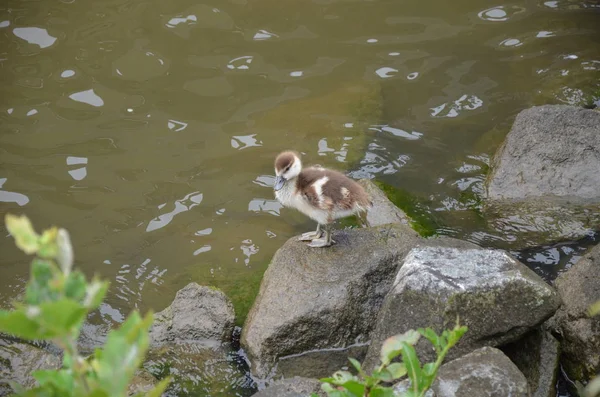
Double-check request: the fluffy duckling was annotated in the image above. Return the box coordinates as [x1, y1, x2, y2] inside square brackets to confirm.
[273, 151, 372, 247]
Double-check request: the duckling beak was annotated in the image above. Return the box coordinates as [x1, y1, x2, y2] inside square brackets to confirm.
[274, 175, 286, 191]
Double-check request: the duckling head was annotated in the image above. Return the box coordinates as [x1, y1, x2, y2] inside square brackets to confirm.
[274, 151, 302, 191]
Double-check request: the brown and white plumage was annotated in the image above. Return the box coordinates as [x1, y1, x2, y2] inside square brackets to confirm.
[273, 151, 372, 247]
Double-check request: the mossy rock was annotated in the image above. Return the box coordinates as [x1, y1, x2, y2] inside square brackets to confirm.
[189, 267, 266, 327]
[372, 180, 441, 237]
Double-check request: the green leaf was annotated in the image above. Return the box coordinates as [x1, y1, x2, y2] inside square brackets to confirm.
[380, 330, 420, 365]
[0, 309, 42, 340]
[37, 227, 59, 259]
[370, 387, 396, 397]
[32, 369, 74, 391]
[419, 328, 441, 353]
[331, 370, 355, 386]
[387, 362, 407, 379]
[144, 377, 171, 397]
[63, 272, 87, 302]
[25, 259, 60, 305]
[422, 362, 436, 377]
[5, 214, 40, 254]
[338, 380, 365, 396]
[37, 299, 88, 338]
[399, 342, 422, 393]
[447, 326, 468, 348]
[93, 311, 153, 396]
[83, 279, 109, 310]
[348, 357, 362, 374]
[372, 368, 394, 382]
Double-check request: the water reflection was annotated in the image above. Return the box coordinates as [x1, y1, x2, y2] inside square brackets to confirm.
[13, 27, 56, 48]
[69, 89, 104, 107]
[430, 94, 483, 118]
[147, 192, 203, 232]
[0, 179, 29, 206]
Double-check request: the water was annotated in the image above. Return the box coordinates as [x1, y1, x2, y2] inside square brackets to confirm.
[0, 0, 598, 395]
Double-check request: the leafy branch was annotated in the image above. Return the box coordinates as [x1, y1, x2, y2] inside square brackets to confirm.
[1, 214, 169, 397]
[313, 322, 467, 397]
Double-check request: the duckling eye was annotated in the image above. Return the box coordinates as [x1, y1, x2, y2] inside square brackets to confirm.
[284, 166, 290, 172]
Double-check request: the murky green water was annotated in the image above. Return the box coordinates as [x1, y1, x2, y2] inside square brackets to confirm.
[0, 0, 599, 394]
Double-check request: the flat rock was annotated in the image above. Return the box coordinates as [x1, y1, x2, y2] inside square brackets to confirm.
[253, 377, 325, 397]
[484, 105, 600, 248]
[150, 282, 235, 347]
[241, 224, 421, 378]
[363, 245, 561, 370]
[501, 327, 560, 397]
[0, 339, 62, 395]
[431, 347, 529, 397]
[550, 243, 600, 381]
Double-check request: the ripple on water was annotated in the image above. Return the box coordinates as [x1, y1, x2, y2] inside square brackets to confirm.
[113, 49, 169, 81]
[430, 94, 484, 118]
[184, 76, 234, 97]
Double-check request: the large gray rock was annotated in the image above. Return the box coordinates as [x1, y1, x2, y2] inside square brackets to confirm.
[485, 105, 600, 249]
[241, 224, 421, 378]
[363, 246, 561, 370]
[358, 179, 412, 227]
[501, 327, 560, 397]
[150, 282, 235, 347]
[393, 348, 528, 397]
[431, 347, 529, 397]
[550, 243, 600, 382]
[0, 339, 62, 395]
[146, 283, 253, 395]
[253, 377, 325, 397]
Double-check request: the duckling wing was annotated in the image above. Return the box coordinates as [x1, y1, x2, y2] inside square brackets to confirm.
[296, 168, 333, 211]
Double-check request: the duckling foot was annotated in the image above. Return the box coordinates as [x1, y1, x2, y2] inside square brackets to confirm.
[307, 238, 332, 248]
[299, 230, 323, 241]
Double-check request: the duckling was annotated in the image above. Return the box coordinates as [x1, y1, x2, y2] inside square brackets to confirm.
[273, 151, 372, 248]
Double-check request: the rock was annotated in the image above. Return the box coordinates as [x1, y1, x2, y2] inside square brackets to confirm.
[357, 179, 412, 228]
[276, 344, 368, 380]
[501, 327, 560, 397]
[145, 283, 254, 395]
[363, 245, 561, 370]
[550, 243, 600, 381]
[253, 377, 325, 397]
[127, 369, 157, 396]
[430, 347, 529, 397]
[0, 338, 62, 395]
[484, 105, 600, 249]
[150, 282, 235, 347]
[241, 224, 421, 378]
[143, 343, 255, 396]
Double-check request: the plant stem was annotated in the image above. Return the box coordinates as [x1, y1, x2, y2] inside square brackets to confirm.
[417, 345, 451, 397]
[60, 335, 90, 394]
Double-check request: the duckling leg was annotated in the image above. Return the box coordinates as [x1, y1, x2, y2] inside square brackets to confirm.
[307, 224, 334, 248]
[299, 224, 323, 241]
